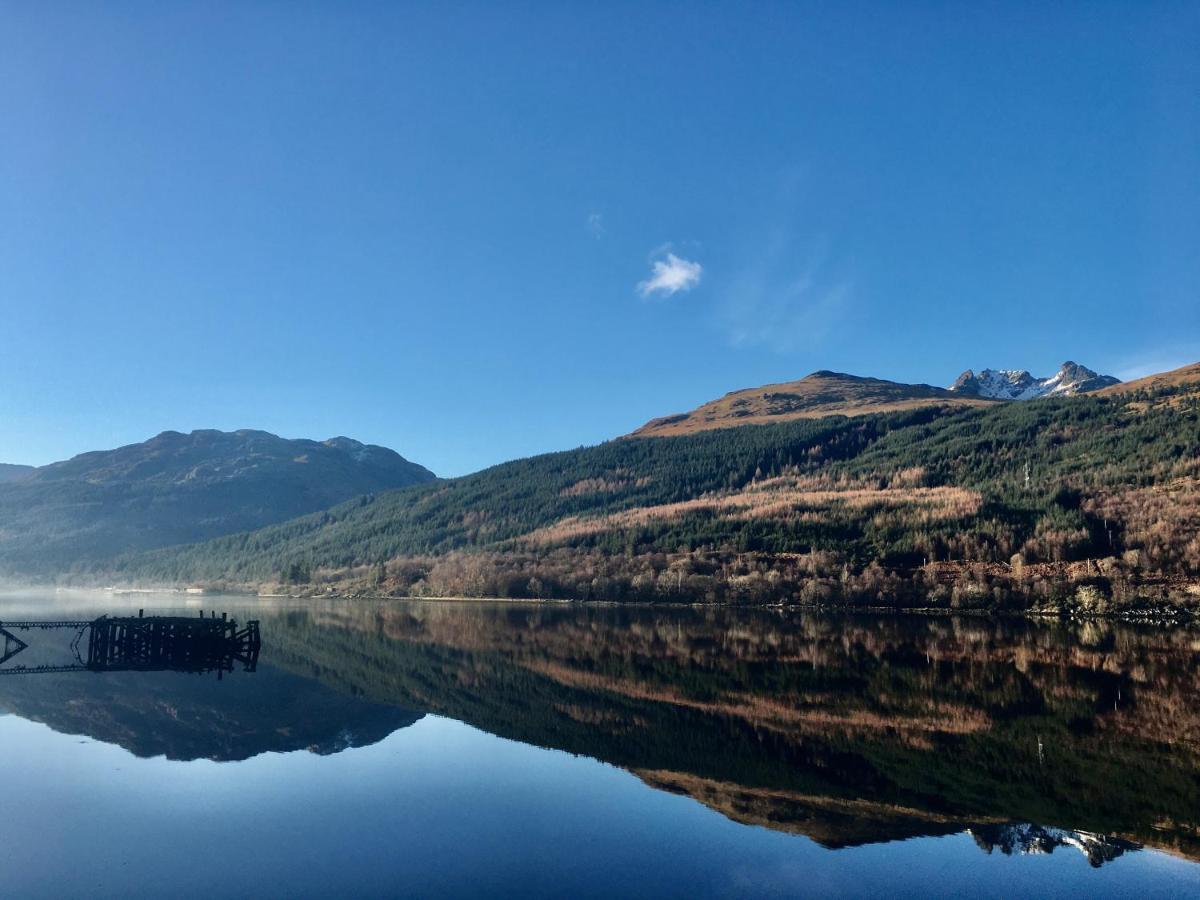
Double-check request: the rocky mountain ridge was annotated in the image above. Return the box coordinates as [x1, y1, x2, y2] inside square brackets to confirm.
[633, 361, 1121, 438]
[949, 361, 1119, 400]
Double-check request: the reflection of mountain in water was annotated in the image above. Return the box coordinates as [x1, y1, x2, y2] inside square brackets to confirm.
[3, 599, 1197, 865]
[0, 663, 423, 761]
[255, 602, 1200, 861]
[971, 824, 1139, 868]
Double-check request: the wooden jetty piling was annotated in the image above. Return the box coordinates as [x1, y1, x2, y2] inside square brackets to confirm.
[0, 613, 261, 676]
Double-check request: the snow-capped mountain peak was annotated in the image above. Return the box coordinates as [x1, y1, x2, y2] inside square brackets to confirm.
[949, 361, 1119, 401]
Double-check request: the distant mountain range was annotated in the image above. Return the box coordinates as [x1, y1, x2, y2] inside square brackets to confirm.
[632, 361, 1118, 437]
[104, 360, 1200, 619]
[6, 358, 1200, 619]
[949, 361, 1119, 400]
[0, 429, 435, 573]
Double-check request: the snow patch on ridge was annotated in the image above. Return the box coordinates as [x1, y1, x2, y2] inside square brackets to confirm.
[949, 362, 1119, 401]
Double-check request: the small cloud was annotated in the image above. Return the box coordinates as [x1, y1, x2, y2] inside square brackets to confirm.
[587, 212, 605, 239]
[637, 253, 702, 299]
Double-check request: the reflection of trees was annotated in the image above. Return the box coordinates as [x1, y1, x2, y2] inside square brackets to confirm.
[261, 602, 1200, 858]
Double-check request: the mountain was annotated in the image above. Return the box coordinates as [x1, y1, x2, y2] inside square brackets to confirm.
[0, 463, 34, 483]
[0, 429, 435, 573]
[632, 370, 992, 437]
[949, 361, 1119, 400]
[632, 363, 1120, 439]
[111, 361, 1200, 617]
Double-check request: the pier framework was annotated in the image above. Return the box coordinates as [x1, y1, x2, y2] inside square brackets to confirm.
[0, 611, 261, 677]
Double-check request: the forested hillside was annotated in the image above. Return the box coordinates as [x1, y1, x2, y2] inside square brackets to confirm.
[0, 463, 34, 483]
[0, 429, 435, 572]
[109, 364, 1200, 615]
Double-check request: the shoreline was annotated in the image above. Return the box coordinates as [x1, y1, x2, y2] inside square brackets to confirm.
[6, 583, 1196, 625]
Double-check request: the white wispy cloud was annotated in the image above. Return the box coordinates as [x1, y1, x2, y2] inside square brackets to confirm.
[1111, 346, 1200, 382]
[718, 232, 850, 352]
[637, 252, 702, 299]
[587, 212, 605, 239]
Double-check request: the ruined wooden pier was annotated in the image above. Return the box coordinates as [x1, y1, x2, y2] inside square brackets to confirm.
[0, 611, 261, 677]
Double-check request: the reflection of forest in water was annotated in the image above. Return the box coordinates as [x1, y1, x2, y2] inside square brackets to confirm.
[2, 600, 1198, 863]
[262, 602, 1200, 862]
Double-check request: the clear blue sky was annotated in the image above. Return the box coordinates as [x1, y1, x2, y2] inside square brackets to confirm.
[2, 2, 1197, 476]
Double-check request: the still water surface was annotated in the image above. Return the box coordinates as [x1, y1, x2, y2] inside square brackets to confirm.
[1, 592, 1198, 898]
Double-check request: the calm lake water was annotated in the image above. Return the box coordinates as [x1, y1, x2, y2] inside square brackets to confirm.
[1, 592, 1198, 899]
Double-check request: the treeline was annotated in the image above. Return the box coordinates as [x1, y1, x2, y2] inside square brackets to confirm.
[265, 548, 1182, 620]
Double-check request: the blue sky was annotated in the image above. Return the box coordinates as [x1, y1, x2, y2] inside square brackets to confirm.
[2, 2, 1197, 476]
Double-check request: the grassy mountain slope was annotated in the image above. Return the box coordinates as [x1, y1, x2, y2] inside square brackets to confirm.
[631, 370, 993, 437]
[1098, 361, 1200, 396]
[0, 429, 435, 573]
[114, 363, 1200, 612]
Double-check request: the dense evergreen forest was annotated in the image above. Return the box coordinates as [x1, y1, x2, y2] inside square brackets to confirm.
[108, 377, 1200, 614]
